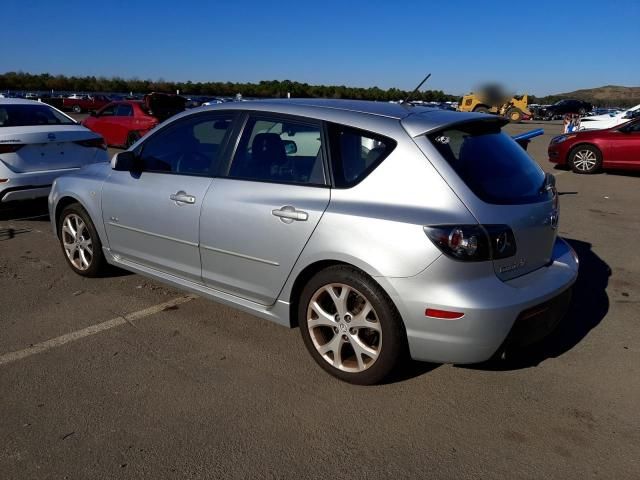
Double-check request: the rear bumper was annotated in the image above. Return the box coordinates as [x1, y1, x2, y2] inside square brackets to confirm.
[382, 237, 579, 364]
[0, 168, 79, 202]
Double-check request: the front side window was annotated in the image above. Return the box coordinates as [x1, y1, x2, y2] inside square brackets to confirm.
[228, 116, 326, 185]
[114, 104, 133, 117]
[137, 113, 235, 176]
[328, 124, 396, 187]
[427, 121, 548, 204]
[0, 104, 75, 127]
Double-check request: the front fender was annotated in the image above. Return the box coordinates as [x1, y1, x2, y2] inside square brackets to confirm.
[48, 165, 111, 247]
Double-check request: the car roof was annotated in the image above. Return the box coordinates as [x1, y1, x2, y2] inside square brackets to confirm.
[192, 98, 491, 137]
[0, 98, 50, 105]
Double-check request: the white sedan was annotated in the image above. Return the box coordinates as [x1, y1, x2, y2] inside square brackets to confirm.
[579, 103, 640, 131]
[0, 99, 108, 203]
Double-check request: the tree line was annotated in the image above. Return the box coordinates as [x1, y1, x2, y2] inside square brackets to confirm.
[0, 71, 458, 102]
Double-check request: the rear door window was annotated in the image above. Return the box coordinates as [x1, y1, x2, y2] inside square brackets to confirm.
[427, 121, 549, 204]
[227, 115, 327, 185]
[328, 124, 396, 187]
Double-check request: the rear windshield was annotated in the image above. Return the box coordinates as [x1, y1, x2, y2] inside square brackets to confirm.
[427, 122, 548, 204]
[0, 104, 76, 127]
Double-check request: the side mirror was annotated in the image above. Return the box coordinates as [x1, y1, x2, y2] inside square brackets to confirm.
[111, 150, 140, 171]
[283, 140, 297, 155]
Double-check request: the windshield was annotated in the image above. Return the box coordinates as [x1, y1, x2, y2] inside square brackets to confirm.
[427, 121, 549, 205]
[0, 104, 76, 127]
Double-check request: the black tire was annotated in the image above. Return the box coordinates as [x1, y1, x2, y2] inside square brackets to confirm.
[506, 108, 523, 123]
[126, 131, 141, 148]
[72, 104, 82, 114]
[473, 106, 490, 114]
[569, 144, 602, 174]
[298, 265, 407, 385]
[58, 203, 106, 277]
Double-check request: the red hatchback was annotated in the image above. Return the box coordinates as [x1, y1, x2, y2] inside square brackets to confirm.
[548, 118, 640, 174]
[82, 101, 158, 148]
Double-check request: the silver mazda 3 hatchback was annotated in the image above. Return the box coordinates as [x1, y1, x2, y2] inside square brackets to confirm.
[49, 99, 578, 384]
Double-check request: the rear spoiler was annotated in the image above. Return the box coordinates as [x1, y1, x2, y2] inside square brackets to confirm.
[512, 128, 544, 151]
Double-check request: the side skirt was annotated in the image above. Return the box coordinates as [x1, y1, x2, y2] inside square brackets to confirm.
[103, 248, 292, 328]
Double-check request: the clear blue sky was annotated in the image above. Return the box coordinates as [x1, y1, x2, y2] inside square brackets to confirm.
[2, 0, 638, 96]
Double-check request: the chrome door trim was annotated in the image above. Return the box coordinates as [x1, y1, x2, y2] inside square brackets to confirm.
[200, 244, 280, 266]
[107, 222, 199, 247]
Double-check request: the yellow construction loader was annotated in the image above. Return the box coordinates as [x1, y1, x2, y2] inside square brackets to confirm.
[458, 92, 531, 122]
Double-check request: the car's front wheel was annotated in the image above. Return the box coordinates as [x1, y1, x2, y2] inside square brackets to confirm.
[72, 105, 82, 114]
[58, 204, 106, 277]
[298, 266, 406, 385]
[570, 145, 602, 174]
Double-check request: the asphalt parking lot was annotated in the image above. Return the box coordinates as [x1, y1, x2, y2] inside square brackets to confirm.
[1, 119, 639, 479]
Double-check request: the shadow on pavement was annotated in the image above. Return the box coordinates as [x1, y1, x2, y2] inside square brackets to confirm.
[472, 238, 610, 371]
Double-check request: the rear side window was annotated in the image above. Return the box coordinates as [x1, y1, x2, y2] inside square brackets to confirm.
[427, 122, 548, 204]
[328, 124, 396, 187]
[0, 104, 75, 127]
[228, 116, 326, 185]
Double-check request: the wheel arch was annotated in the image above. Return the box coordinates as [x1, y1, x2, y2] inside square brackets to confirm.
[286, 259, 406, 335]
[54, 195, 99, 240]
[567, 142, 601, 163]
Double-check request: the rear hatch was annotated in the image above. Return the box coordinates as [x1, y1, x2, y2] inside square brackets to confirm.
[143, 93, 186, 122]
[0, 125, 103, 173]
[420, 118, 557, 281]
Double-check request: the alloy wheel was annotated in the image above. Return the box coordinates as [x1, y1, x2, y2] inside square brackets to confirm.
[61, 213, 94, 271]
[306, 283, 382, 373]
[573, 149, 598, 172]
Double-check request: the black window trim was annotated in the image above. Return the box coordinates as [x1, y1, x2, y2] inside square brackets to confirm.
[219, 110, 331, 188]
[132, 110, 239, 178]
[326, 122, 397, 189]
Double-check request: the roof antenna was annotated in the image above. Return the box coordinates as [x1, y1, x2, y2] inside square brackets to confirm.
[402, 73, 432, 106]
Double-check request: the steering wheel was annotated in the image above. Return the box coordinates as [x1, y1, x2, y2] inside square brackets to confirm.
[176, 150, 211, 174]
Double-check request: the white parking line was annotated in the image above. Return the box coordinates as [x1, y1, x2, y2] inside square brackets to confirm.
[0, 295, 196, 367]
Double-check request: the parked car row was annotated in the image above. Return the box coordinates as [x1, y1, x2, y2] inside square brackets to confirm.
[4, 94, 638, 384]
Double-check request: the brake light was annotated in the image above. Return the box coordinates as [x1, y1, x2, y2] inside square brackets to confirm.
[0, 144, 24, 154]
[74, 137, 106, 150]
[424, 225, 517, 261]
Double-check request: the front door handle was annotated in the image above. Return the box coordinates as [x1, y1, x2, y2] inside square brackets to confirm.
[272, 205, 308, 223]
[170, 191, 196, 205]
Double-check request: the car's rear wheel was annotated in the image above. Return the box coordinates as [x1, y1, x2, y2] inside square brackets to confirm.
[570, 145, 602, 174]
[58, 204, 106, 277]
[298, 266, 406, 385]
[72, 105, 82, 114]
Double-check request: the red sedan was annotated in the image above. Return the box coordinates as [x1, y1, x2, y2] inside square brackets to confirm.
[82, 101, 158, 148]
[548, 118, 640, 174]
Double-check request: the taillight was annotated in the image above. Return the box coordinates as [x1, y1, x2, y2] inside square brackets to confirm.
[424, 225, 517, 261]
[74, 137, 106, 150]
[0, 144, 24, 154]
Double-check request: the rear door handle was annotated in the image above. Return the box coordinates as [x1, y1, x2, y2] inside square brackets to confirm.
[272, 205, 308, 223]
[170, 191, 196, 205]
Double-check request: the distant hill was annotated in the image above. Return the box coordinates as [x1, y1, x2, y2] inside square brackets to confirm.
[537, 85, 640, 108]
